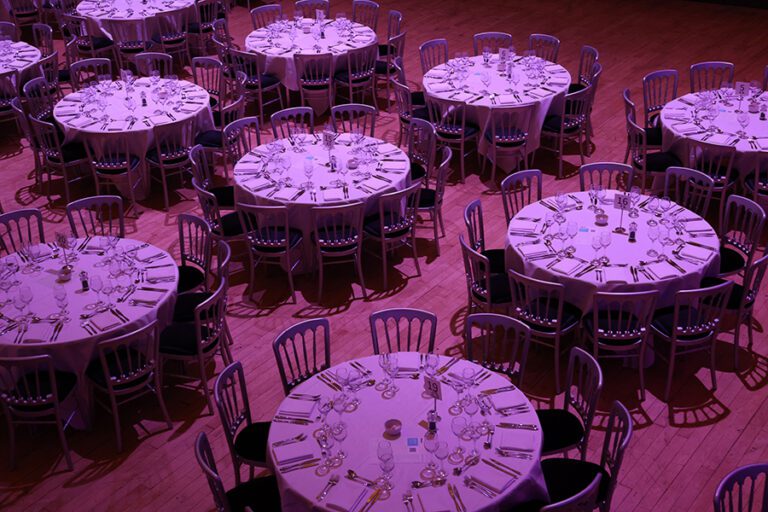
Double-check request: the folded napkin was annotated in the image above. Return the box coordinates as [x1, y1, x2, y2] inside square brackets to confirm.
[758, 139, 768, 150]
[681, 244, 712, 262]
[646, 261, 677, 279]
[243, 177, 273, 192]
[132, 290, 163, 303]
[703, 133, 732, 145]
[490, 392, 526, 411]
[264, 47, 287, 55]
[360, 179, 388, 191]
[107, 119, 127, 131]
[602, 266, 628, 283]
[675, 123, 700, 135]
[272, 187, 300, 201]
[396, 351, 421, 371]
[272, 439, 314, 466]
[146, 268, 173, 281]
[428, 83, 454, 93]
[91, 312, 121, 332]
[663, 113, 690, 121]
[684, 219, 712, 232]
[134, 78, 151, 87]
[497, 430, 538, 452]
[551, 258, 581, 275]
[509, 220, 537, 233]
[56, 108, 79, 116]
[326, 479, 369, 512]
[548, 79, 568, 86]
[69, 116, 96, 128]
[64, 93, 84, 102]
[526, 87, 550, 98]
[22, 322, 53, 343]
[518, 243, 548, 258]
[453, 91, 475, 102]
[468, 467, 516, 494]
[378, 142, 399, 154]
[417, 487, 453, 512]
[323, 188, 344, 201]
[425, 69, 448, 79]
[498, 94, 519, 104]
[279, 396, 317, 418]
[135, 248, 162, 261]
[147, 114, 169, 125]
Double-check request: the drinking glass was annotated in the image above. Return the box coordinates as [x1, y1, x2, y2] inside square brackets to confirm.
[434, 442, 449, 478]
[376, 353, 391, 391]
[629, 186, 641, 218]
[599, 231, 612, 265]
[18, 285, 33, 320]
[102, 279, 115, 307]
[482, 46, 491, 67]
[554, 191, 567, 212]
[422, 432, 439, 479]
[566, 221, 578, 254]
[53, 284, 68, 321]
[591, 234, 602, 266]
[450, 416, 467, 463]
[90, 275, 104, 308]
[424, 353, 439, 377]
[385, 353, 399, 394]
[303, 158, 314, 189]
[331, 421, 347, 459]
[376, 440, 394, 489]
[647, 226, 659, 257]
[557, 222, 568, 257]
[736, 112, 750, 138]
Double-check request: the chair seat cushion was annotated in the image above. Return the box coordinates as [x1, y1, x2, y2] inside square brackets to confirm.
[484, 127, 526, 146]
[567, 82, 586, 94]
[583, 310, 643, 345]
[244, 73, 280, 89]
[518, 298, 582, 334]
[11, 370, 77, 409]
[645, 125, 663, 147]
[146, 148, 189, 165]
[482, 248, 507, 275]
[542, 114, 580, 134]
[195, 129, 223, 148]
[536, 408, 585, 453]
[233, 421, 271, 462]
[173, 291, 212, 322]
[79, 36, 113, 50]
[159, 323, 214, 356]
[410, 161, 427, 181]
[315, 227, 359, 253]
[85, 347, 150, 390]
[363, 212, 411, 238]
[225, 474, 282, 512]
[50, 142, 87, 163]
[378, 43, 396, 57]
[334, 70, 373, 84]
[374, 60, 394, 74]
[211, 185, 235, 208]
[472, 271, 512, 304]
[94, 154, 141, 174]
[719, 246, 746, 275]
[418, 188, 436, 208]
[541, 457, 610, 504]
[177, 265, 206, 294]
[744, 171, 768, 195]
[633, 151, 682, 174]
[411, 91, 426, 106]
[252, 227, 303, 253]
[217, 211, 245, 237]
[701, 276, 751, 310]
[437, 123, 479, 139]
[187, 22, 213, 33]
[651, 305, 712, 341]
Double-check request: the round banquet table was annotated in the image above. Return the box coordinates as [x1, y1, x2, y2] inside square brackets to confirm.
[52, 77, 214, 198]
[422, 54, 571, 172]
[267, 353, 547, 512]
[0, 237, 178, 426]
[504, 190, 721, 312]
[233, 134, 411, 271]
[660, 89, 768, 178]
[245, 17, 377, 91]
[76, 0, 196, 43]
[0, 40, 42, 84]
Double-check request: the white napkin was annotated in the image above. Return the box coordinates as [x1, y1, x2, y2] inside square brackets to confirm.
[508, 220, 537, 233]
[518, 243, 548, 258]
[107, 119, 127, 131]
[279, 396, 317, 417]
[22, 322, 53, 343]
[468, 467, 516, 494]
[272, 187, 299, 201]
[243, 177, 273, 192]
[147, 113, 168, 125]
[497, 430, 538, 452]
[132, 290, 162, 303]
[681, 245, 712, 262]
[326, 479, 369, 512]
[428, 83, 454, 93]
[757, 139, 768, 150]
[323, 188, 345, 201]
[63, 93, 84, 102]
[453, 91, 475, 102]
[135, 248, 162, 261]
[360, 179, 388, 191]
[684, 219, 713, 232]
[498, 94, 519, 104]
[272, 439, 314, 465]
[548, 79, 568, 86]
[603, 266, 628, 283]
[663, 113, 690, 121]
[146, 268, 173, 281]
[417, 487, 453, 512]
[425, 69, 448, 79]
[490, 393, 526, 411]
[526, 87, 550, 98]
[91, 312, 121, 332]
[646, 261, 677, 279]
[56, 108, 79, 115]
[704, 133, 732, 145]
[396, 352, 421, 372]
[675, 123, 700, 135]
[551, 258, 581, 275]
[264, 47, 287, 55]
[69, 116, 95, 128]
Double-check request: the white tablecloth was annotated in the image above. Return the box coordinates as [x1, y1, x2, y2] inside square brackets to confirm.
[268, 353, 547, 512]
[76, 0, 196, 43]
[245, 18, 377, 91]
[660, 90, 768, 177]
[233, 134, 410, 271]
[504, 191, 721, 311]
[0, 237, 178, 425]
[422, 55, 571, 171]
[0, 40, 41, 85]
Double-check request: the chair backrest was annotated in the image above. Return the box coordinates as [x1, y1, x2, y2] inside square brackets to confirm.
[0, 354, 63, 412]
[663, 166, 715, 214]
[37, 51, 59, 89]
[598, 400, 633, 511]
[464, 313, 530, 385]
[238, 203, 292, 254]
[84, 131, 139, 177]
[343, 43, 377, 82]
[579, 162, 635, 192]
[626, 115, 647, 166]
[93, 320, 159, 394]
[382, 30, 406, 65]
[528, 33, 560, 62]
[271, 106, 314, 139]
[740, 252, 768, 314]
[384, 9, 403, 41]
[508, 268, 571, 332]
[66, 195, 125, 238]
[690, 61, 734, 93]
[195, 0, 221, 26]
[152, 116, 195, 166]
[559, 84, 593, 131]
[194, 432, 229, 512]
[419, 38, 448, 74]
[370, 308, 437, 354]
[194, 279, 228, 354]
[134, 52, 173, 77]
[391, 78, 415, 121]
[10, 97, 34, 148]
[687, 140, 736, 185]
[564, 347, 603, 449]
[375, 183, 421, 237]
[214, 361, 253, 464]
[29, 114, 65, 161]
[463, 198, 489, 253]
[668, 281, 733, 342]
[431, 146, 452, 206]
[250, 4, 281, 30]
[541, 473, 602, 512]
[295, 0, 330, 18]
[331, 103, 376, 136]
[426, 95, 468, 137]
[352, 0, 379, 30]
[70, 58, 111, 91]
[0, 208, 45, 255]
[576, 45, 599, 87]
[217, 94, 246, 131]
[189, 144, 216, 190]
[721, 195, 766, 271]
[622, 88, 636, 124]
[312, 201, 364, 255]
[714, 463, 768, 512]
[589, 291, 658, 346]
[192, 57, 225, 103]
[487, 103, 536, 147]
[0, 69, 20, 108]
[472, 31, 513, 55]
[295, 52, 333, 89]
[500, 169, 542, 224]
[0, 21, 18, 41]
[22, 75, 54, 120]
[459, 234, 493, 307]
[407, 117, 437, 181]
[273, 318, 331, 395]
[211, 18, 233, 49]
[223, 116, 261, 164]
[392, 56, 407, 84]
[214, 240, 231, 292]
[177, 213, 212, 280]
[32, 23, 53, 56]
[642, 69, 678, 127]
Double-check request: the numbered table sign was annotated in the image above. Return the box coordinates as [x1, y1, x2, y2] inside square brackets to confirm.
[614, 192, 632, 211]
[735, 81, 750, 96]
[423, 375, 442, 400]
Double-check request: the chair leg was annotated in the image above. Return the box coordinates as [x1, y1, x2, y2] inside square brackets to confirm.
[558, 136, 564, 179]
[4, 410, 15, 470]
[155, 374, 173, 430]
[638, 343, 646, 401]
[438, 208, 446, 236]
[286, 261, 297, 304]
[55, 409, 73, 470]
[380, 241, 388, 289]
[161, 168, 170, 211]
[709, 340, 717, 392]
[664, 345, 676, 402]
[198, 357, 215, 416]
[410, 232, 421, 277]
[460, 140, 466, 184]
[554, 336, 561, 394]
[432, 210, 440, 256]
[734, 316, 742, 371]
[355, 252, 367, 299]
[108, 393, 123, 452]
[317, 256, 324, 300]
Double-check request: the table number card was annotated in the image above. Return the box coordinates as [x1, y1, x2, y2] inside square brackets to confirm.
[498, 48, 508, 62]
[735, 82, 750, 96]
[423, 376, 442, 400]
[614, 193, 632, 211]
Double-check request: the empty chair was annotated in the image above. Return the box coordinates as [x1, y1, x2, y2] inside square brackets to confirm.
[472, 31, 513, 55]
[187, 0, 221, 56]
[221, 116, 262, 183]
[294, 52, 334, 111]
[642, 69, 678, 146]
[501, 169, 543, 224]
[690, 61, 734, 93]
[193, 178, 247, 248]
[407, 117, 437, 183]
[1, 69, 21, 127]
[0, 21, 18, 41]
[352, 0, 379, 30]
[211, 18, 237, 51]
[190, 144, 233, 211]
[0, 208, 45, 255]
[83, 136, 143, 215]
[148, 117, 195, 210]
[334, 44, 377, 109]
[416, 146, 451, 255]
[37, 52, 61, 100]
[419, 38, 448, 75]
[28, 116, 90, 203]
[214, 361, 271, 485]
[626, 116, 682, 193]
[713, 463, 768, 512]
[528, 33, 560, 62]
[482, 103, 536, 185]
[459, 234, 512, 313]
[464, 198, 505, 275]
[330, 103, 376, 136]
[66, 195, 125, 238]
[578, 162, 634, 192]
[70, 58, 111, 91]
[194, 432, 282, 512]
[151, 12, 190, 67]
[744, 157, 768, 210]
[687, 140, 737, 229]
[173, 239, 230, 324]
[194, 96, 247, 180]
[393, 55, 426, 107]
[23, 75, 55, 121]
[134, 52, 173, 77]
[426, 95, 479, 183]
[650, 280, 733, 401]
[569, 45, 599, 93]
[272, 318, 331, 395]
[191, 56, 226, 115]
[227, 47, 284, 123]
[32, 22, 53, 57]
[60, 13, 115, 60]
[392, 78, 428, 147]
[312, 201, 367, 301]
[295, 0, 329, 18]
[374, 30, 405, 110]
[621, 88, 637, 164]
[370, 308, 437, 354]
[464, 313, 530, 385]
[176, 213, 213, 295]
[110, 20, 153, 71]
[378, 9, 403, 59]
[250, 4, 281, 30]
[663, 166, 715, 214]
[539, 84, 592, 179]
[271, 106, 314, 139]
[11, 98, 44, 182]
[717, 194, 766, 278]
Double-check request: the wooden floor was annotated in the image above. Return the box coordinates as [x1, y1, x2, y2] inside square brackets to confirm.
[1, 0, 768, 510]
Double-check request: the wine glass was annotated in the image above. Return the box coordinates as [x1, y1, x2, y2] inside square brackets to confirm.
[90, 274, 104, 309]
[647, 226, 660, 257]
[599, 231, 612, 265]
[629, 186, 641, 218]
[557, 222, 569, 257]
[53, 284, 68, 321]
[424, 353, 439, 377]
[434, 442, 449, 479]
[17, 285, 33, 321]
[450, 416, 467, 463]
[737, 112, 750, 138]
[376, 353, 391, 391]
[482, 46, 491, 67]
[480, 71, 491, 93]
[385, 353, 399, 395]
[303, 158, 314, 189]
[543, 213, 555, 238]
[376, 440, 394, 489]
[102, 279, 116, 307]
[591, 234, 602, 266]
[647, 197, 660, 220]
[331, 421, 347, 459]
[566, 221, 578, 255]
[421, 432, 438, 480]
[554, 191, 567, 212]
[658, 226, 671, 259]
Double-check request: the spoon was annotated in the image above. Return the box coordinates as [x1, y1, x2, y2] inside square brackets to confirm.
[346, 469, 375, 487]
[316, 474, 339, 501]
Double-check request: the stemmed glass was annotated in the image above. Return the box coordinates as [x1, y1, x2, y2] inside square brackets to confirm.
[331, 421, 347, 459]
[421, 432, 439, 480]
[102, 279, 116, 307]
[629, 186, 641, 218]
[376, 441, 394, 498]
[303, 158, 314, 190]
[736, 112, 750, 138]
[554, 191, 567, 212]
[599, 231, 612, 265]
[14, 285, 33, 322]
[647, 226, 660, 258]
[557, 222, 568, 257]
[480, 71, 491, 94]
[646, 197, 660, 221]
[658, 226, 671, 260]
[587, 184, 597, 211]
[53, 284, 68, 321]
[434, 442, 449, 479]
[591, 234, 602, 266]
[384, 353, 399, 396]
[566, 221, 578, 255]
[449, 416, 467, 464]
[376, 353, 392, 391]
[90, 275, 104, 309]
[482, 46, 491, 67]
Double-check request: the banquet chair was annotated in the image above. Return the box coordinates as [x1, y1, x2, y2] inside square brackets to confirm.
[330, 103, 376, 136]
[569, 45, 599, 93]
[416, 146, 451, 255]
[272, 318, 331, 395]
[642, 69, 678, 147]
[32, 23, 54, 57]
[8, 0, 40, 28]
[584, 290, 658, 401]
[0, 208, 45, 255]
[60, 13, 114, 61]
[152, 13, 190, 69]
[713, 463, 768, 512]
[352, 0, 379, 30]
[271, 106, 314, 139]
[483, 103, 536, 186]
[37, 52, 62, 100]
[717, 194, 766, 278]
[459, 235, 512, 314]
[426, 96, 479, 184]
[0, 69, 20, 127]
[28, 116, 89, 203]
[148, 117, 195, 210]
[134, 52, 173, 78]
[176, 213, 213, 295]
[578, 162, 634, 192]
[58, 37, 78, 92]
[364, 182, 422, 289]
[689, 61, 734, 93]
[250, 4, 281, 30]
[528, 33, 560, 62]
[211, 18, 237, 51]
[83, 133, 143, 216]
[0, 21, 18, 41]
[538, 83, 592, 179]
[518, 473, 602, 512]
[393, 79, 429, 148]
[650, 280, 733, 401]
[10, 98, 44, 183]
[501, 169, 543, 224]
[626, 116, 682, 193]
[464, 313, 530, 386]
[464, 198, 505, 275]
[295, 52, 334, 112]
[70, 58, 112, 91]
[221, 115, 262, 184]
[370, 308, 437, 355]
[687, 140, 737, 230]
[419, 38, 448, 75]
[214, 361, 271, 485]
[472, 32, 513, 56]
[191, 57, 228, 126]
[190, 143, 235, 211]
[194, 96, 246, 180]
[87, 321, 172, 452]
[374, 30, 405, 110]
[393, 56, 426, 107]
[406, 117, 436, 184]
[195, 432, 281, 512]
[160, 278, 233, 415]
[295, 0, 330, 18]
[22, 76, 55, 121]
[237, 203, 303, 303]
[187, 0, 221, 57]
[508, 269, 583, 393]
[227, 47, 284, 124]
[334, 44, 378, 110]
[111, 20, 153, 72]
[663, 166, 715, 215]
[66, 195, 125, 238]
[621, 88, 637, 163]
[174, 239, 230, 324]
[584, 62, 602, 150]
[312, 201, 367, 300]
[536, 347, 602, 458]
[0, 354, 77, 470]
[378, 9, 403, 58]
[541, 400, 631, 512]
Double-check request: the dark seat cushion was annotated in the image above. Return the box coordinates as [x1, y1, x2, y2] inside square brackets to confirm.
[519, 298, 582, 333]
[334, 70, 373, 84]
[537, 408, 585, 454]
[364, 212, 411, 238]
[418, 188, 437, 208]
[378, 43, 396, 57]
[94, 154, 141, 174]
[701, 276, 750, 310]
[173, 291, 212, 322]
[437, 123, 479, 139]
[542, 114, 580, 134]
[195, 129, 223, 148]
[51, 142, 87, 163]
[410, 161, 427, 181]
[233, 421, 271, 462]
[744, 171, 768, 195]
[11, 370, 77, 409]
[211, 185, 235, 208]
[79, 36, 113, 50]
[411, 91, 426, 106]
[719, 246, 746, 275]
[243, 73, 280, 89]
[187, 22, 213, 33]
[177, 264, 206, 294]
[315, 227, 359, 253]
[651, 305, 712, 341]
[541, 457, 610, 505]
[484, 127, 526, 146]
[85, 347, 150, 390]
[474, 272, 512, 304]
[253, 227, 303, 253]
[645, 125, 663, 147]
[159, 323, 214, 356]
[582, 309, 643, 345]
[633, 151, 682, 174]
[146, 148, 189, 165]
[58, 68, 71, 83]
[567, 82, 586, 94]
[225, 474, 282, 512]
[482, 248, 507, 275]
[217, 211, 245, 237]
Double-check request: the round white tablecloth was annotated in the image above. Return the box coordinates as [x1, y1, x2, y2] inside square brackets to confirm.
[660, 90, 768, 177]
[233, 134, 410, 271]
[268, 353, 547, 512]
[245, 17, 377, 91]
[422, 54, 571, 171]
[504, 191, 721, 311]
[0, 237, 177, 425]
[0, 40, 41, 84]
[76, 0, 196, 43]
